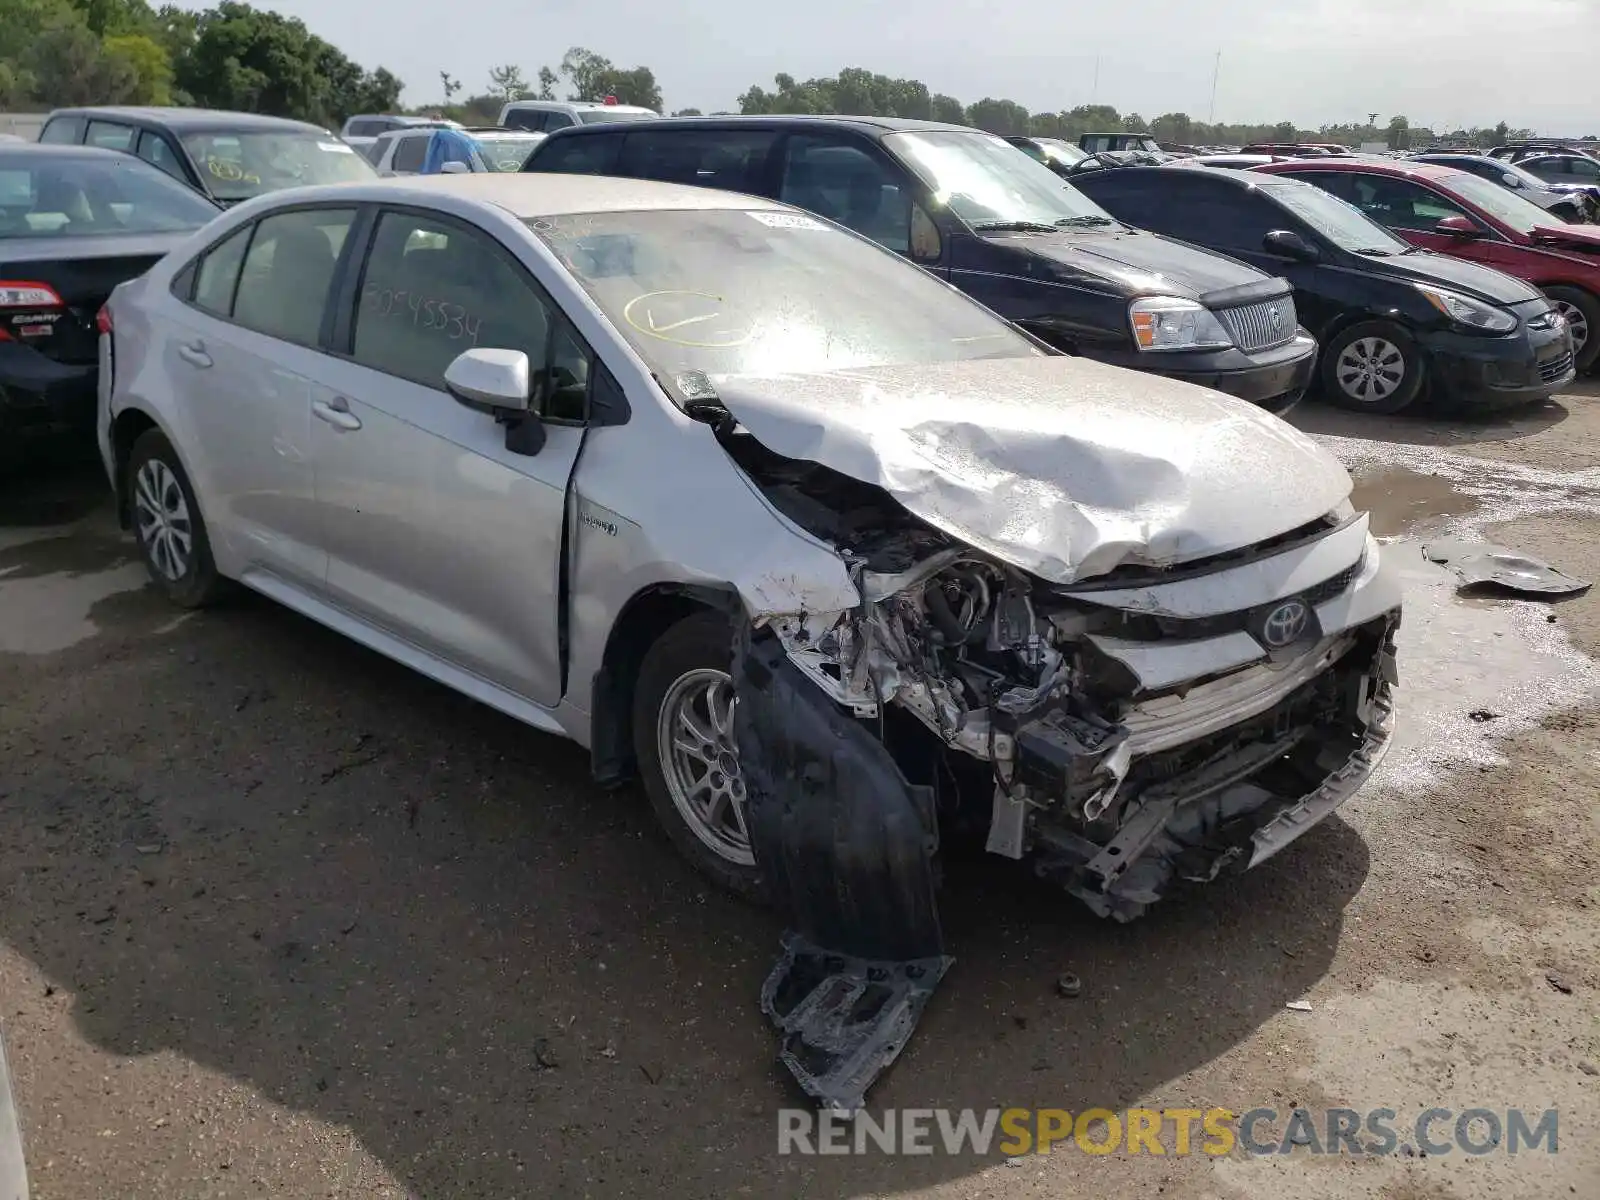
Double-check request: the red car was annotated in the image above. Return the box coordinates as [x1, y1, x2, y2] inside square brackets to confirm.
[1252, 159, 1600, 371]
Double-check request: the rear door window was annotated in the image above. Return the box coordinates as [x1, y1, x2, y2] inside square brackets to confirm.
[618, 128, 777, 195]
[86, 121, 135, 151]
[779, 135, 911, 252]
[232, 207, 355, 346]
[39, 115, 85, 144]
[1343, 174, 1473, 231]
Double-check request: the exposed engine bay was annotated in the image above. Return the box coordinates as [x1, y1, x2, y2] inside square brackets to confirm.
[721, 427, 1401, 1115]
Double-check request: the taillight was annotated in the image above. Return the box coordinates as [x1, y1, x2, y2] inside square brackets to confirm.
[96, 305, 113, 334]
[0, 280, 65, 309]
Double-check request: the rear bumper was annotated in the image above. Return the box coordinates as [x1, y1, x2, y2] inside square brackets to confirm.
[1091, 333, 1318, 414]
[0, 343, 97, 448]
[1421, 321, 1576, 407]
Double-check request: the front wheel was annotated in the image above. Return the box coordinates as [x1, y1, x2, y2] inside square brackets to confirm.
[1320, 321, 1425, 414]
[1544, 285, 1599, 373]
[633, 612, 765, 902]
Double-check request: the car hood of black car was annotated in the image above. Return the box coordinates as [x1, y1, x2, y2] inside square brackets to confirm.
[977, 226, 1284, 302]
[1363, 248, 1544, 304]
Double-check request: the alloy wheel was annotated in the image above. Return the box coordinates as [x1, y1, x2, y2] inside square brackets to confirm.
[1555, 300, 1590, 357]
[1335, 336, 1406, 403]
[656, 667, 752, 866]
[133, 459, 192, 582]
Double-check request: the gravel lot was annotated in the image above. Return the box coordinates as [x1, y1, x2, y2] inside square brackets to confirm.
[2, 383, 1598, 1199]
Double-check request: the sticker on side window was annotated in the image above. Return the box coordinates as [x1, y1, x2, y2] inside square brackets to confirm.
[319, 141, 355, 153]
[748, 211, 827, 230]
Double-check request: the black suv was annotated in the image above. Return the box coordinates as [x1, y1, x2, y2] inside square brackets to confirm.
[1073, 166, 1574, 413]
[522, 116, 1317, 412]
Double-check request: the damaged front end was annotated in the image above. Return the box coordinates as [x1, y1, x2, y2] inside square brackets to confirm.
[725, 425, 1401, 1115]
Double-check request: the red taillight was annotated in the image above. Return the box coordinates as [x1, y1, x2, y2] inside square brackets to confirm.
[96, 305, 113, 334]
[0, 280, 65, 309]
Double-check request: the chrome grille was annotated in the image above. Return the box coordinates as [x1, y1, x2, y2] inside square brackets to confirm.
[1539, 351, 1574, 383]
[1217, 296, 1298, 352]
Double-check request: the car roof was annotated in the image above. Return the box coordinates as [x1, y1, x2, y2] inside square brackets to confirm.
[270, 173, 792, 218]
[539, 113, 976, 136]
[47, 106, 329, 134]
[503, 99, 657, 114]
[0, 143, 138, 163]
[1255, 158, 1462, 182]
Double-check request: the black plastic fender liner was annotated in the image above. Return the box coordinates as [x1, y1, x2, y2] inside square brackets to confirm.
[733, 629, 951, 1111]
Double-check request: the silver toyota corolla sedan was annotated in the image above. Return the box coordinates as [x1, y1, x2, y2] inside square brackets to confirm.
[97, 174, 1401, 1111]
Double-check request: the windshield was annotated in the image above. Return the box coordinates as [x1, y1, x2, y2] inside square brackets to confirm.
[0, 154, 217, 237]
[577, 109, 658, 125]
[180, 131, 375, 201]
[1441, 171, 1556, 234]
[472, 134, 544, 172]
[1035, 137, 1089, 166]
[885, 130, 1117, 230]
[1257, 177, 1412, 254]
[530, 208, 1039, 385]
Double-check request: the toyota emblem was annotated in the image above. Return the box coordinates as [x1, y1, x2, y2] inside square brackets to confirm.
[1261, 598, 1310, 648]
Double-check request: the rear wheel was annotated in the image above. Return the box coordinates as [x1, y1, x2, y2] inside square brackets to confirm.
[1544, 285, 1599, 373]
[127, 429, 229, 608]
[1320, 321, 1425, 414]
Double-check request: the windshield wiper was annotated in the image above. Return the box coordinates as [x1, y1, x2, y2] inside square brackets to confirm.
[1055, 215, 1117, 227]
[1354, 247, 1395, 256]
[971, 220, 1060, 233]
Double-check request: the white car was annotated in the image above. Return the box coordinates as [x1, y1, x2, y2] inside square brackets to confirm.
[497, 99, 659, 132]
[96, 174, 1401, 1112]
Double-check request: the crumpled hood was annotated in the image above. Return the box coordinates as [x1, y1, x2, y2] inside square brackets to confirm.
[713, 356, 1353, 584]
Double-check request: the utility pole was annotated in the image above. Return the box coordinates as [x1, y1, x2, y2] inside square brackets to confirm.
[1207, 50, 1221, 125]
[1091, 55, 1100, 105]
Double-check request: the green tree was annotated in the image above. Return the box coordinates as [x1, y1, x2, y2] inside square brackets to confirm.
[439, 70, 460, 101]
[555, 46, 661, 109]
[103, 31, 172, 103]
[536, 65, 556, 100]
[487, 63, 527, 100]
[1150, 112, 1194, 144]
[1385, 114, 1410, 150]
[966, 97, 1030, 135]
[27, 20, 138, 104]
[929, 93, 965, 124]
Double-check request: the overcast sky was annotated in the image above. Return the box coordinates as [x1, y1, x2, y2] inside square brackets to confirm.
[253, 0, 1599, 132]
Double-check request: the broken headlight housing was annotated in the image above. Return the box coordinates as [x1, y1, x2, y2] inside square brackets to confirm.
[1414, 283, 1517, 334]
[1129, 296, 1234, 351]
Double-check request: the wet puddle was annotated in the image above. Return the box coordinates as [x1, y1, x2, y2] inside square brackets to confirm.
[1350, 466, 1480, 538]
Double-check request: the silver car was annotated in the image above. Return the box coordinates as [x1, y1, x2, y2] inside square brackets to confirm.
[97, 174, 1401, 1112]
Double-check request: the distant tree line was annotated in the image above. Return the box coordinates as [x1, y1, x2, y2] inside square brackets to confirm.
[436, 56, 1559, 151]
[0, 0, 400, 126]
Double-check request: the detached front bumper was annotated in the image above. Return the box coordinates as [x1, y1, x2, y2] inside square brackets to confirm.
[1091, 333, 1317, 415]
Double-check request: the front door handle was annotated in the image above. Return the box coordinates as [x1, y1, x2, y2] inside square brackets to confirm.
[312, 397, 362, 431]
[176, 340, 212, 368]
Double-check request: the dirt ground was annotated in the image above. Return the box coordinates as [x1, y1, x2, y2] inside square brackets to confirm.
[1, 382, 1597, 1200]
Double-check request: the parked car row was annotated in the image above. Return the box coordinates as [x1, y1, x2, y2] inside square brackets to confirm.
[517, 114, 1586, 412]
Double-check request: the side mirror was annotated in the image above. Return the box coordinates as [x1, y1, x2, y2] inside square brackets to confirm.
[1262, 229, 1321, 262]
[445, 348, 531, 414]
[1502, 173, 1523, 188]
[1435, 214, 1480, 237]
[439, 160, 471, 175]
[910, 202, 943, 262]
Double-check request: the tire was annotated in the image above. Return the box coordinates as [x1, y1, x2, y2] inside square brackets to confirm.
[126, 429, 229, 608]
[1319, 321, 1426, 414]
[633, 611, 765, 901]
[1544, 285, 1600, 373]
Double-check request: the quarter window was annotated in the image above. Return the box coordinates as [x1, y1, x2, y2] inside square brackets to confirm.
[351, 210, 583, 414]
[85, 121, 134, 151]
[191, 225, 252, 316]
[619, 128, 777, 194]
[503, 109, 546, 132]
[232, 208, 355, 345]
[780, 135, 911, 253]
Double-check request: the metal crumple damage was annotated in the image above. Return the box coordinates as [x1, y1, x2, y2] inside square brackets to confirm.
[733, 630, 951, 1115]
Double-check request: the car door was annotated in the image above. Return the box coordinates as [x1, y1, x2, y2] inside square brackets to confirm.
[306, 205, 585, 705]
[162, 206, 357, 587]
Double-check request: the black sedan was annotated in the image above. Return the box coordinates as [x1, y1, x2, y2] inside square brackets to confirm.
[1, 144, 218, 461]
[1074, 165, 1575, 414]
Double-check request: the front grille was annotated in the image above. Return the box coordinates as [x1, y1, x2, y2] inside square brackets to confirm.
[1540, 351, 1575, 383]
[1217, 295, 1298, 352]
[1106, 559, 1362, 644]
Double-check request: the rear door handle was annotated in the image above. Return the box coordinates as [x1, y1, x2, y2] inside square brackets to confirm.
[313, 397, 362, 431]
[176, 340, 211, 368]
